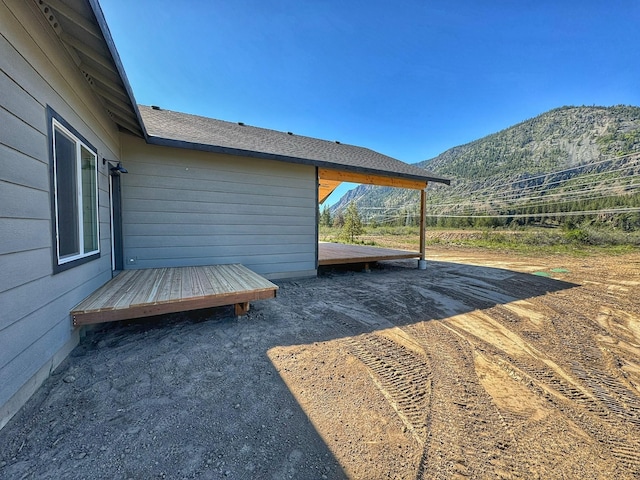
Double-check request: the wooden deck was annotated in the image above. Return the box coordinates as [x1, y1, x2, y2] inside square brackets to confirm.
[318, 242, 420, 266]
[71, 264, 278, 326]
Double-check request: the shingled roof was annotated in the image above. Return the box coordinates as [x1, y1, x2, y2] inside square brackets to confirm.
[139, 106, 450, 185]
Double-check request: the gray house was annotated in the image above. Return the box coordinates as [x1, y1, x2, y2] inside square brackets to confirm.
[123, 106, 448, 278]
[0, 0, 448, 430]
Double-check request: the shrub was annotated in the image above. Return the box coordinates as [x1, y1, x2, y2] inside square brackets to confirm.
[564, 228, 590, 244]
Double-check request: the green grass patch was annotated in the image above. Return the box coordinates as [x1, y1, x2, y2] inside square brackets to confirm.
[319, 225, 640, 256]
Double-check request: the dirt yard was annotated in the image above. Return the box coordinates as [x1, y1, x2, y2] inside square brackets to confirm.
[1, 247, 639, 479]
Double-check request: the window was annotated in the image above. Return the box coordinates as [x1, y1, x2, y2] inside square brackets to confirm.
[49, 108, 100, 272]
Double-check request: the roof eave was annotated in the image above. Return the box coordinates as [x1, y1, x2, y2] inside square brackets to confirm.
[145, 135, 451, 185]
[88, 0, 148, 139]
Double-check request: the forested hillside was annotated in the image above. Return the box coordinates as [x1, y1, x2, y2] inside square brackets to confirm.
[329, 105, 640, 230]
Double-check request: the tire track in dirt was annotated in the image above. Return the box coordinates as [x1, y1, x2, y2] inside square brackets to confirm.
[446, 291, 640, 478]
[346, 332, 431, 443]
[593, 307, 640, 395]
[342, 268, 626, 477]
[347, 322, 526, 479]
[287, 253, 640, 477]
[528, 293, 640, 476]
[492, 348, 640, 478]
[404, 322, 525, 479]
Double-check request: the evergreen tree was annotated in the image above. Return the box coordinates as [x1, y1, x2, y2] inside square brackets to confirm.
[341, 201, 364, 242]
[320, 205, 332, 227]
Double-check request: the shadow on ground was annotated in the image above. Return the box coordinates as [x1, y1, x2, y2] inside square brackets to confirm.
[0, 258, 579, 479]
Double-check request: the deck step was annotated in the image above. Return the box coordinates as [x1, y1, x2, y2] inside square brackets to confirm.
[71, 264, 278, 326]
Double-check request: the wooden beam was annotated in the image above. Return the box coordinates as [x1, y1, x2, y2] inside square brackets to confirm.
[235, 302, 250, 316]
[318, 179, 341, 204]
[318, 168, 427, 190]
[72, 289, 272, 325]
[420, 188, 426, 261]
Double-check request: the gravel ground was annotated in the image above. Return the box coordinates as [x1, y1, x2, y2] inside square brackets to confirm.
[1, 247, 639, 479]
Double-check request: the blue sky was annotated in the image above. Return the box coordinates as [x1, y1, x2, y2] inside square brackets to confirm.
[100, 0, 640, 205]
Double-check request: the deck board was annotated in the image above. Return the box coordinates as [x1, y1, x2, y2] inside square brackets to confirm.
[130, 269, 163, 307]
[113, 269, 149, 309]
[71, 264, 278, 326]
[79, 269, 134, 312]
[169, 268, 183, 302]
[318, 242, 420, 266]
[154, 267, 175, 304]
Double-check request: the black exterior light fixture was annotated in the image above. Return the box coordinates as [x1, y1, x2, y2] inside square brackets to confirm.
[103, 158, 128, 173]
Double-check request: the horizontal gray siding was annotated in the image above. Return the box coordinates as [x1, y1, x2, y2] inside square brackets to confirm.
[0, 218, 50, 255]
[0, 0, 120, 426]
[0, 143, 49, 191]
[0, 177, 50, 219]
[121, 136, 317, 278]
[0, 315, 77, 409]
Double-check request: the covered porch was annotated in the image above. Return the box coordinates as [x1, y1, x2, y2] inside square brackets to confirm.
[71, 264, 278, 326]
[318, 242, 421, 267]
[317, 167, 430, 268]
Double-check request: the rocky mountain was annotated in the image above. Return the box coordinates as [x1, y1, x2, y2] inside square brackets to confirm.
[330, 105, 640, 228]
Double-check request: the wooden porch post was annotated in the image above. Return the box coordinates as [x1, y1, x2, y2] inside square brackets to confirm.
[419, 188, 427, 267]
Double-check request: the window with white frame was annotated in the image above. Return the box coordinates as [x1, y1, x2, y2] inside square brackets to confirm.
[50, 112, 100, 271]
